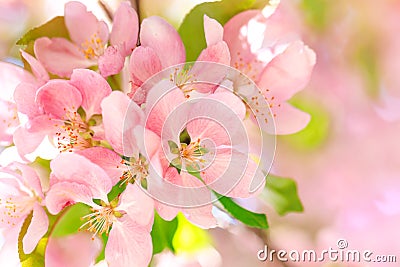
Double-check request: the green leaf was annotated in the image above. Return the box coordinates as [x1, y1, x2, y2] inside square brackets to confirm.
[51, 203, 91, 237]
[107, 180, 127, 202]
[178, 0, 268, 61]
[264, 175, 303, 215]
[151, 212, 178, 254]
[16, 16, 70, 45]
[216, 192, 269, 229]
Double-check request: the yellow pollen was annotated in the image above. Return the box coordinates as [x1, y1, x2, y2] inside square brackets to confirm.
[81, 33, 105, 60]
[120, 157, 149, 185]
[54, 109, 92, 152]
[80, 205, 118, 239]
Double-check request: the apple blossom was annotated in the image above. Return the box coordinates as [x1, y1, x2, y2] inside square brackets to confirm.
[34, 1, 138, 78]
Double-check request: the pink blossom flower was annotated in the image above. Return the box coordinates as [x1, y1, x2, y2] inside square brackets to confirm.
[143, 81, 264, 228]
[46, 152, 154, 267]
[13, 68, 112, 158]
[0, 163, 48, 257]
[128, 15, 231, 104]
[34, 1, 138, 78]
[0, 56, 40, 146]
[220, 4, 316, 134]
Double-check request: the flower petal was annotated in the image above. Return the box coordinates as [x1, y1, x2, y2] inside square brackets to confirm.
[140, 16, 185, 67]
[36, 80, 83, 119]
[0, 61, 35, 102]
[106, 218, 152, 267]
[0, 100, 19, 146]
[76, 147, 123, 185]
[50, 153, 113, 201]
[98, 46, 125, 77]
[258, 41, 316, 101]
[70, 69, 112, 118]
[101, 91, 144, 155]
[34, 37, 93, 78]
[13, 82, 41, 118]
[65, 1, 109, 46]
[45, 181, 94, 215]
[117, 183, 154, 231]
[190, 41, 231, 93]
[23, 203, 49, 254]
[129, 46, 162, 86]
[145, 82, 186, 136]
[204, 15, 224, 46]
[269, 102, 311, 135]
[20, 50, 49, 84]
[110, 2, 138, 56]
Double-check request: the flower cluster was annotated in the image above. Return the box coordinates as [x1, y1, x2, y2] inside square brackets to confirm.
[0, 1, 315, 266]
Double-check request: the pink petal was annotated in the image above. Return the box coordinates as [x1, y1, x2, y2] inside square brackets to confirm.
[270, 102, 311, 135]
[11, 162, 44, 198]
[190, 41, 231, 93]
[162, 168, 216, 228]
[154, 200, 179, 221]
[129, 46, 162, 85]
[223, 10, 260, 66]
[34, 37, 93, 78]
[46, 233, 102, 267]
[70, 69, 112, 118]
[13, 82, 41, 118]
[65, 1, 109, 46]
[258, 41, 316, 101]
[0, 222, 21, 266]
[76, 147, 123, 185]
[0, 100, 19, 146]
[145, 83, 186, 136]
[13, 123, 48, 158]
[101, 91, 144, 155]
[20, 50, 49, 84]
[36, 80, 82, 119]
[98, 46, 125, 77]
[196, 41, 231, 65]
[45, 181, 94, 215]
[0, 61, 35, 102]
[203, 15, 224, 46]
[117, 183, 154, 231]
[132, 126, 161, 159]
[140, 16, 185, 67]
[106, 218, 152, 267]
[110, 2, 138, 56]
[50, 153, 113, 201]
[183, 204, 216, 229]
[22, 203, 49, 254]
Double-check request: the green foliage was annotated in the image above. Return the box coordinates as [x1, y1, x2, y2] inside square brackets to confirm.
[300, 0, 330, 32]
[16, 16, 69, 45]
[51, 203, 91, 237]
[172, 214, 212, 254]
[216, 192, 269, 228]
[264, 175, 303, 215]
[107, 180, 128, 202]
[178, 0, 268, 61]
[151, 212, 178, 254]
